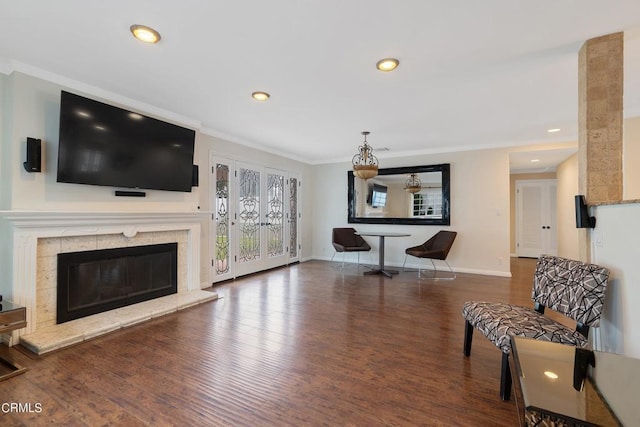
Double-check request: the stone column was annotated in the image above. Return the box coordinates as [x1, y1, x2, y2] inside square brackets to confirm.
[577, 32, 624, 261]
[578, 32, 624, 203]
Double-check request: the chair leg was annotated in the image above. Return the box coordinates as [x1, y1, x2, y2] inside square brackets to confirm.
[402, 254, 408, 271]
[443, 260, 456, 280]
[463, 320, 473, 357]
[330, 251, 347, 270]
[418, 259, 456, 280]
[500, 352, 512, 401]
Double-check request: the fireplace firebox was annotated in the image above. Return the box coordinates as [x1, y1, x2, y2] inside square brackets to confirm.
[57, 243, 178, 323]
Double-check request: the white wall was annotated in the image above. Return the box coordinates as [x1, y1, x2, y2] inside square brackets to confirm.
[312, 148, 512, 276]
[196, 132, 315, 274]
[556, 153, 580, 259]
[592, 203, 640, 358]
[4, 72, 201, 212]
[0, 71, 314, 287]
[1, 72, 11, 210]
[623, 116, 640, 200]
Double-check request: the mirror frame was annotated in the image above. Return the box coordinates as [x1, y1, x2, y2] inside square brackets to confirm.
[347, 163, 450, 226]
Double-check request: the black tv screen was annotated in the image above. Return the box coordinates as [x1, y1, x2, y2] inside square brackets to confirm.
[370, 184, 387, 208]
[57, 91, 196, 192]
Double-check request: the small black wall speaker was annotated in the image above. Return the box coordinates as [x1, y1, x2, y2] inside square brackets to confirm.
[192, 165, 199, 187]
[23, 137, 42, 172]
[575, 195, 596, 228]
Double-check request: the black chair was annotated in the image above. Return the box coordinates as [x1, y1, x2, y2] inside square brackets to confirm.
[402, 231, 457, 279]
[462, 255, 610, 400]
[330, 227, 372, 269]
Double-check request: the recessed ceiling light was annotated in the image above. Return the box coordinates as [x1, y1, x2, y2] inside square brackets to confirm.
[130, 25, 161, 44]
[376, 58, 399, 72]
[530, 159, 540, 163]
[547, 128, 561, 133]
[252, 91, 270, 101]
[544, 371, 559, 380]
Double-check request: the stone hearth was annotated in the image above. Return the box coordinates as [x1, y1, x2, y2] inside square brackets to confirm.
[0, 211, 217, 353]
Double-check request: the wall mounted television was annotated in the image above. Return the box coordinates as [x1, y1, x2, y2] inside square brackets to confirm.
[57, 91, 196, 192]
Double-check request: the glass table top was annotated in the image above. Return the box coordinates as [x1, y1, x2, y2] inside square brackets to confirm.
[511, 336, 639, 426]
[0, 300, 23, 314]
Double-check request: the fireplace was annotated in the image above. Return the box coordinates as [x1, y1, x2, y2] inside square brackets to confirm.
[0, 211, 218, 352]
[57, 243, 178, 323]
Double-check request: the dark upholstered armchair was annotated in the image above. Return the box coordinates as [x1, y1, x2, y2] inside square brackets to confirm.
[462, 255, 610, 400]
[402, 231, 457, 279]
[330, 227, 371, 268]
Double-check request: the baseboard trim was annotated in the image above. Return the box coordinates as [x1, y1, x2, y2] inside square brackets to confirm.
[311, 256, 511, 278]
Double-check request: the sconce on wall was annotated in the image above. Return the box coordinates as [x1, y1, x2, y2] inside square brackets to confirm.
[352, 131, 379, 180]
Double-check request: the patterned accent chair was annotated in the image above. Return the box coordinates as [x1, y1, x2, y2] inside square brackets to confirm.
[462, 255, 610, 401]
[330, 227, 372, 269]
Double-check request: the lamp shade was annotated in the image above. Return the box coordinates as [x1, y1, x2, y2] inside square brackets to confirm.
[352, 131, 379, 180]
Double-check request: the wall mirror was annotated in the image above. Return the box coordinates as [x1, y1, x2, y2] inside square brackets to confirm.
[348, 163, 450, 225]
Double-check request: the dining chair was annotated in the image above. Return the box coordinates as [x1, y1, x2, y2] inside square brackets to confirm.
[402, 230, 457, 279]
[330, 227, 372, 269]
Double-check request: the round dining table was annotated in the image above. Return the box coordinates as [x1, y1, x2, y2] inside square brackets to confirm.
[355, 231, 410, 278]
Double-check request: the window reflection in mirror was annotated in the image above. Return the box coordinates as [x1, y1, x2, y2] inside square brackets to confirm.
[348, 164, 450, 225]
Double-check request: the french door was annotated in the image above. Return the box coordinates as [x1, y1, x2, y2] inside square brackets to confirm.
[210, 156, 300, 282]
[516, 179, 557, 258]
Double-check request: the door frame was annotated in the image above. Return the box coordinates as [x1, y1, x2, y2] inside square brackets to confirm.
[515, 179, 557, 258]
[208, 153, 301, 283]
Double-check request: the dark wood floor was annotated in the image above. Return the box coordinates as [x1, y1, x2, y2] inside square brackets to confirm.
[0, 258, 539, 426]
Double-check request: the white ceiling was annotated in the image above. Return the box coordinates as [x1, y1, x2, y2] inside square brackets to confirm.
[1, 1, 640, 166]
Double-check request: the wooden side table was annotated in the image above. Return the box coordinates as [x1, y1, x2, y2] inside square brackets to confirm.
[0, 300, 27, 381]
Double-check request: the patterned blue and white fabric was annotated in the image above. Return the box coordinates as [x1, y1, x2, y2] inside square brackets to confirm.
[462, 255, 610, 354]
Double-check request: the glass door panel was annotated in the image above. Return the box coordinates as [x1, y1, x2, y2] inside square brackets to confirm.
[289, 176, 299, 259]
[211, 159, 235, 282]
[210, 158, 300, 281]
[236, 164, 262, 276]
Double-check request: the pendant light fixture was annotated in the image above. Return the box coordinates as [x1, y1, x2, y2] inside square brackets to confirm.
[352, 131, 379, 180]
[404, 173, 422, 193]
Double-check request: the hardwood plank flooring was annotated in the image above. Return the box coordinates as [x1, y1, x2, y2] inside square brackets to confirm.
[0, 258, 538, 426]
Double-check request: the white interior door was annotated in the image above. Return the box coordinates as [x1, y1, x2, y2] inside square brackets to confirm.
[516, 179, 557, 258]
[235, 163, 289, 276]
[210, 157, 300, 282]
[263, 167, 288, 270]
[210, 157, 235, 282]
[287, 173, 301, 264]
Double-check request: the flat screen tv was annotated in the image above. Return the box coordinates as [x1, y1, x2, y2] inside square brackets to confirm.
[57, 91, 196, 192]
[370, 184, 388, 208]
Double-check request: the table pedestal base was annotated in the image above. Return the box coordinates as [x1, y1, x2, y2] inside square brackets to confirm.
[364, 269, 400, 278]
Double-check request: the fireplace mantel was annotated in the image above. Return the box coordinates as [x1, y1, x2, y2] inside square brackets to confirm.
[0, 210, 207, 228]
[0, 210, 208, 345]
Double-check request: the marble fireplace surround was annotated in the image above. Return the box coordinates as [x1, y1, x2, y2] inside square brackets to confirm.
[1, 211, 218, 354]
